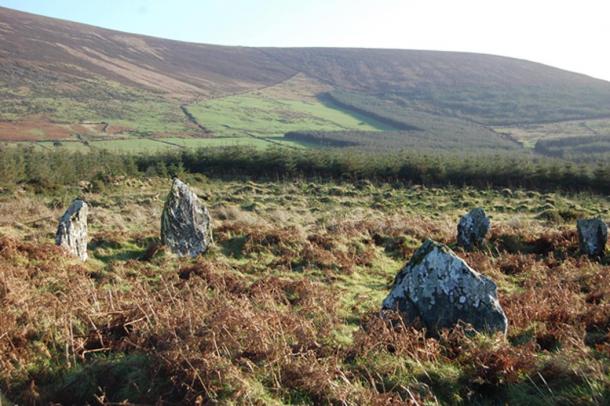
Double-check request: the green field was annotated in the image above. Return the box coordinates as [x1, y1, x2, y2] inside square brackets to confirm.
[163, 136, 274, 149]
[0, 78, 196, 138]
[1, 135, 315, 155]
[2, 71, 609, 158]
[38, 141, 92, 152]
[3, 69, 609, 156]
[1, 140, 92, 152]
[187, 90, 392, 138]
[90, 139, 178, 153]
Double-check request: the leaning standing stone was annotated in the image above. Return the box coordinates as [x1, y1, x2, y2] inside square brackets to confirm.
[457, 207, 490, 250]
[382, 239, 508, 335]
[577, 218, 607, 258]
[161, 178, 212, 257]
[56, 199, 88, 261]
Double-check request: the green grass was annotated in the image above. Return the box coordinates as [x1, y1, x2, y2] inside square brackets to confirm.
[187, 92, 390, 138]
[3, 136, 311, 154]
[37, 141, 92, 152]
[27, 128, 45, 137]
[91, 139, 179, 154]
[1, 74, 399, 148]
[261, 135, 312, 149]
[107, 99, 194, 136]
[0, 79, 195, 137]
[161, 136, 273, 149]
[0, 141, 49, 151]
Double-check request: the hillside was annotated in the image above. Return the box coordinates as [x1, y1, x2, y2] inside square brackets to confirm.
[0, 7, 293, 98]
[264, 48, 610, 125]
[2, 6, 610, 148]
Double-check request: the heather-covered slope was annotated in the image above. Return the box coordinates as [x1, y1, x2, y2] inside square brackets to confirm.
[263, 48, 610, 124]
[3, 7, 610, 117]
[0, 7, 294, 98]
[2, 6, 610, 145]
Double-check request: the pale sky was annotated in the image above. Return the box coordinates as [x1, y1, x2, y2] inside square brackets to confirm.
[2, 0, 609, 81]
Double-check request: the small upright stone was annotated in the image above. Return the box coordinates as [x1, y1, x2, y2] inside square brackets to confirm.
[577, 218, 607, 258]
[382, 239, 508, 335]
[161, 178, 212, 257]
[457, 208, 490, 250]
[56, 199, 88, 261]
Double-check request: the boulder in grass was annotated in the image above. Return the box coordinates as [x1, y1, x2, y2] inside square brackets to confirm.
[161, 178, 212, 257]
[55, 199, 88, 261]
[382, 239, 508, 335]
[457, 208, 490, 250]
[577, 218, 607, 258]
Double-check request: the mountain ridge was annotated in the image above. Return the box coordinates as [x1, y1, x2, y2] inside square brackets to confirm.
[2, 5, 608, 84]
[3, 5, 610, 140]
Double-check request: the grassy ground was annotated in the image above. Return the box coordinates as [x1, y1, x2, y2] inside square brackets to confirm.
[1, 135, 312, 154]
[38, 141, 92, 153]
[0, 78, 198, 140]
[187, 75, 392, 138]
[0, 74, 393, 150]
[3, 70, 609, 154]
[0, 176, 609, 404]
[90, 139, 179, 154]
[162, 136, 280, 149]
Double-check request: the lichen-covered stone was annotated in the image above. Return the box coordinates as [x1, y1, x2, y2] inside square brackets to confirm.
[382, 239, 508, 334]
[55, 199, 88, 261]
[577, 218, 607, 258]
[161, 178, 212, 257]
[457, 208, 490, 250]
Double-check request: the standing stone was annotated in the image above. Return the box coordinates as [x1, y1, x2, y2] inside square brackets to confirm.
[457, 208, 490, 250]
[577, 218, 607, 258]
[55, 199, 88, 261]
[161, 178, 212, 257]
[382, 239, 508, 335]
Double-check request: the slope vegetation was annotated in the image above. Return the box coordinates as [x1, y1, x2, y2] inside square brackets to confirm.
[0, 7, 294, 98]
[186, 74, 393, 139]
[264, 48, 610, 125]
[2, 6, 610, 147]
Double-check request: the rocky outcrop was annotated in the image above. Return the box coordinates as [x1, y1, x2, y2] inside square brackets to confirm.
[55, 199, 88, 261]
[457, 208, 490, 250]
[382, 239, 508, 335]
[161, 178, 212, 257]
[577, 218, 607, 258]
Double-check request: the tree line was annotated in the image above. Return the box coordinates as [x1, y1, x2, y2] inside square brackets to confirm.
[284, 130, 520, 152]
[535, 134, 610, 162]
[0, 145, 608, 194]
[325, 91, 521, 150]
